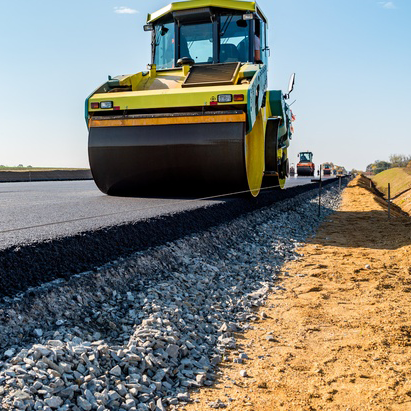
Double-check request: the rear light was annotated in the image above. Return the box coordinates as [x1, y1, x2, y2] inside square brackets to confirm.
[210, 101, 218, 106]
[217, 94, 232, 103]
[90, 102, 99, 109]
[113, 106, 120, 110]
[100, 101, 113, 109]
[233, 94, 244, 102]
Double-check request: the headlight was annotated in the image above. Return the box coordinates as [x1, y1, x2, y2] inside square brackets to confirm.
[217, 94, 232, 103]
[100, 101, 113, 109]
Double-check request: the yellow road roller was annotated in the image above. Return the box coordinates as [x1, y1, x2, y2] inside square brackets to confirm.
[85, 0, 296, 197]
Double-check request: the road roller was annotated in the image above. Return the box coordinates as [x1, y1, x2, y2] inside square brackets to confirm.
[297, 152, 315, 176]
[323, 163, 332, 176]
[85, 0, 296, 197]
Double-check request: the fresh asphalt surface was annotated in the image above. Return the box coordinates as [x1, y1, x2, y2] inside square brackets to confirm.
[0, 176, 320, 250]
[0, 175, 340, 298]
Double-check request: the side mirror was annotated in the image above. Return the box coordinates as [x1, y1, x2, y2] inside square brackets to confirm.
[143, 24, 154, 32]
[288, 73, 295, 95]
[284, 73, 295, 99]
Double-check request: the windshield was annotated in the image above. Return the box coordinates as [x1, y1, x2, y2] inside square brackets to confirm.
[300, 153, 312, 162]
[154, 22, 175, 70]
[153, 15, 252, 69]
[180, 23, 213, 64]
[220, 16, 250, 63]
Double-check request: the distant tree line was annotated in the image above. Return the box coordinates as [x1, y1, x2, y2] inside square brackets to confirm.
[366, 154, 411, 175]
[0, 164, 32, 168]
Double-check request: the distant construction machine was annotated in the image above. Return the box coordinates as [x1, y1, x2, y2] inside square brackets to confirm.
[323, 163, 332, 176]
[297, 152, 315, 176]
[85, 0, 296, 197]
[336, 167, 346, 177]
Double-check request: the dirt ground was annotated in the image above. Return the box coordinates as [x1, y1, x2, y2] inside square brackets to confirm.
[182, 176, 411, 411]
[395, 190, 411, 217]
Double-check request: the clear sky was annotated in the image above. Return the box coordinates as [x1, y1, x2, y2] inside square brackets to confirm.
[0, 0, 409, 171]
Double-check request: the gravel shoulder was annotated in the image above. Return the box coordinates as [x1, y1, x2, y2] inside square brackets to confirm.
[184, 175, 411, 410]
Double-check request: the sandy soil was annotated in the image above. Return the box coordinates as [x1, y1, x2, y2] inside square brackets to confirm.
[395, 190, 411, 216]
[371, 168, 411, 217]
[182, 176, 411, 410]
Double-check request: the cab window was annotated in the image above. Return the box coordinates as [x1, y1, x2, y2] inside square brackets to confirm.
[180, 23, 213, 64]
[154, 22, 175, 69]
[220, 16, 250, 63]
[260, 21, 268, 65]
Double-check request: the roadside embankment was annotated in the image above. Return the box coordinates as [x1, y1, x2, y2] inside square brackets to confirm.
[184, 175, 411, 410]
[0, 169, 92, 182]
[372, 167, 411, 215]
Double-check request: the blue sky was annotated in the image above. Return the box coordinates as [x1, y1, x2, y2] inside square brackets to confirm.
[0, 0, 409, 170]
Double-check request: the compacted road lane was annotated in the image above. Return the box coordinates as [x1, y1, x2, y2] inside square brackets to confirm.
[0, 177, 316, 250]
[0, 176, 338, 298]
[0, 180, 223, 250]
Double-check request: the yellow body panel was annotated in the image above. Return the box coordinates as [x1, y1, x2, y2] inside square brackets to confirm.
[134, 64, 257, 91]
[89, 85, 248, 112]
[137, 74, 185, 91]
[147, 0, 263, 24]
[117, 73, 143, 90]
[89, 113, 246, 128]
[245, 106, 266, 197]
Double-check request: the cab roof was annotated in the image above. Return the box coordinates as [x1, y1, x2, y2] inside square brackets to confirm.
[147, 0, 266, 24]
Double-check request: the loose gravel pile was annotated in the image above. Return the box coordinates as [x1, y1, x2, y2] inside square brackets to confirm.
[0, 185, 342, 410]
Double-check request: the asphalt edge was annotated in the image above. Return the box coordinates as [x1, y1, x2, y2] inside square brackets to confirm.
[0, 179, 340, 299]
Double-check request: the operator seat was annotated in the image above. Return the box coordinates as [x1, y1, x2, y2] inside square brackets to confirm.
[179, 34, 192, 61]
[220, 44, 240, 62]
[237, 39, 247, 62]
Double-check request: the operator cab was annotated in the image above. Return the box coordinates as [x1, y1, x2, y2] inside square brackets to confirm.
[299, 152, 313, 163]
[146, 7, 268, 70]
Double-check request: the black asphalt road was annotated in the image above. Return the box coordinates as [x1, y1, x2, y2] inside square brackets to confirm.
[0, 176, 317, 250]
[0, 176, 338, 298]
